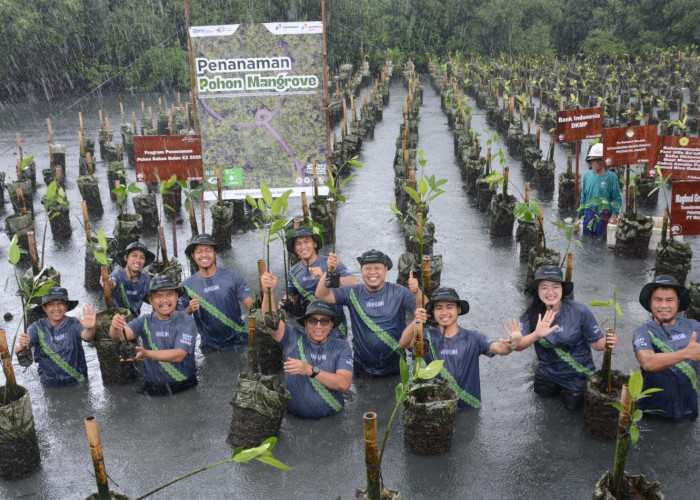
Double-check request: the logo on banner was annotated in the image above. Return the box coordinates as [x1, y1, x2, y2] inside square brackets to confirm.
[680, 137, 690, 146]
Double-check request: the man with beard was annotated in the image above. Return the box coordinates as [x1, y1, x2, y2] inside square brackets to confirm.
[633, 275, 700, 420]
[110, 275, 197, 396]
[284, 225, 357, 338]
[182, 234, 253, 351]
[315, 249, 422, 377]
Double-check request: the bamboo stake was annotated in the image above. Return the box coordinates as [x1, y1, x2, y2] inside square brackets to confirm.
[363, 412, 381, 500]
[0, 329, 16, 387]
[611, 385, 632, 498]
[524, 182, 530, 204]
[101, 267, 114, 315]
[188, 200, 198, 237]
[56, 167, 63, 189]
[79, 112, 84, 138]
[120, 103, 125, 124]
[216, 168, 223, 204]
[85, 417, 111, 500]
[105, 116, 111, 136]
[98, 110, 104, 130]
[257, 259, 266, 296]
[413, 323, 424, 360]
[16, 133, 23, 159]
[565, 252, 574, 282]
[248, 316, 256, 348]
[46, 118, 54, 144]
[158, 226, 170, 268]
[293, 218, 300, 229]
[301, 192, 310, 223]
[16, 187, 27, 215]
[82, 201, 91, 243]
[27, 231, 39, 275]
[86, 152, 94, 175]
[79, 130, 85, 157]
[312, 163, 319, 202]
[421, 255, 431, 295]
[200, 195, 205, 234]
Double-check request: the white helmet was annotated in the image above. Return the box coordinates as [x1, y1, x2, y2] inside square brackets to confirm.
[586, 142, 604, 161]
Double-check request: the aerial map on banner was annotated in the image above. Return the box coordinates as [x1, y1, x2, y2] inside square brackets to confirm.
[189, 22, 327, 200]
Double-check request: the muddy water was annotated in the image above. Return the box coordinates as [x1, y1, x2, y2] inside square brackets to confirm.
[0, 81, 699, 499]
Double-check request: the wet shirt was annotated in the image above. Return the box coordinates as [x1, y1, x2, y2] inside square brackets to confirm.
[278, 324, 353, 418]
[110, 268, 150, 316]
[287, 254, 352, 337]
[577, 170, 622, 217]
[28, 317, 87, 387]
[520, 300, 603, 392]
[183, 268, 251, 350]
[425, 327, 494, 411]
[633, 318, 700, 420]
[128, 312, 197, 385]
[333, 283, 416, 376]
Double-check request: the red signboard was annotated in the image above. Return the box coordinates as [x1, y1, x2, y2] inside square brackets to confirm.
[555, 107, 603, 142]
[601, 125, 657, 167]
[134, 135, 203, 183]
[650, 135, 700, 180]
[670, 180, 700, 236]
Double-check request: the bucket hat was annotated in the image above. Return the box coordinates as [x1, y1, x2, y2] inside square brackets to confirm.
[298, 300, 342, 328]
[357, 249, 393, 270]
[40, 286, 79, 311]
[425, 287, 470, 316]
[185, 234, 219, 260]
[144, 275, 185, 304]
[638, 275, 690, 313]
[285, 226, 323, 253]
[115, 241, 156, 269]
[531, 265, 574, 297]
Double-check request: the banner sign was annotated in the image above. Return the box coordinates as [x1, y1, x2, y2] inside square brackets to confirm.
[134, 135, 203, 182]
[189, 22, 327, 200]
[601, 125, 657, 167]
[650, 135, 700, 180]
[670, 181, 700, 236]
[555, 107, 603, 142]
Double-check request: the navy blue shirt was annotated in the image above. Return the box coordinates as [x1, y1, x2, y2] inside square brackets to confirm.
[633, 318, 700, 420]
[128, 312, 197, 385]
[333, 282, 416, 376]
[278, 324, 353, 418]
[28, 317, 88, 387]
[520, 300, 603, 392]
[287, 254, 352, 338]
[425, 327, 494, 411]
[183, 268, 251, 350]
[110, 268, 150, 317]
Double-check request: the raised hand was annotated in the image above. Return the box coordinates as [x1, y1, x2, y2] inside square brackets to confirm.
[78, 304, 97, 329]
[534, 309, 559, 338]
[500, 318, 523, 349]
[407, 271, 419, 294]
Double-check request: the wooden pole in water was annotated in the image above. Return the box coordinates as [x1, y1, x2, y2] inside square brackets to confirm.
[321, 0, 332, 179]
[46, 118, 54, 144]
[79, 112, 84, 140]
[0, 329, 17, 387]
[16, 133, 23, 160]
[363, 412, 381, 500]
[312, 163, 319, 202]
[85, 416, 111, 500]
[301, 192, 310, 223]
[26, 232, 40, 275]
[86, 152, 94, 175]
[216, 168, 223, 204]
[611, 385, 632, 498]
[16, 187, 27, 215]
[248, 316, 256, 348]
[101, 267, 114, 315]
[158, 226, 170, 268]
[413, 322, 424, 360]
[82, 201, 91, 243]
[565, 252, 574, 282]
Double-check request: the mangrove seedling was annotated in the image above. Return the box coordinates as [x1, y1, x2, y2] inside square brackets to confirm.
[551, 217, 584, 267]
[112, 179, 142, 216]
[589, 287, 623, 395]
[93, 229, 111, 268]
[135, 437, 291, 499]
[41, 179, 71, 264]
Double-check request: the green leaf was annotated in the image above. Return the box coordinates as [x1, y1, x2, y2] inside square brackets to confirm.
[394, 382, 404, 403]
[257, 198, 266, 214]
[340, 175, 357, 187]
[231, 446, 244, 459]
[128, 184, 142, 194]
[629, 426, 640, 445]
[631, 409, 643, 423]
[46, 180, 57, 200]
[417, 359, 444, 380]
[588, 300, 612, 308]
[614, 303, 623, 318]
[232, 440, 272, 462]
[97, 229, 108, 251]
[260, 183, 273, 207]
[271, 196, 283, 217]
[400, 357, 409, 385]
[8, 234, 20, 265]
[270, 218, 287, 233]
[94, 251, 109, 266]
[246, 195, 257, 209]
[608, 402, 629, 415]
[390, 204, 402, 216]
[628, 370, 643, 399]
[639, 387, 663, 396]
[255, 453, 292, 471]
[348, 159, 362, 168]
[418, 177, 428, 196]
[402, 186, 421, 204]
[36, 281, 56, 297]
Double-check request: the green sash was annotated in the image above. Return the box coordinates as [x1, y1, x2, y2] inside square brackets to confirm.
[297, 335, 343, 413]
[537, 338, 594, 377]
[289, 273, 316, 302]
[348, 288, 405, 360]
[143, 318, 187, 382]
[184, 285, 247, 335]
[647, 330, 697, 391]
[36, 326, 86, 383]
[426, 330, 481, 409]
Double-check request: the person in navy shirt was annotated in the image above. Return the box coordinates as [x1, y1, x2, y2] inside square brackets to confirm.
[284, 225, 357, 338]
[516, 265, 617, 410]
[182, 234, 253, 351]
[16, 287, 96, 387]
[633, 275, 700, 420]
[400, 287, 521, 410]
[102, 241, 155, 317]
[316, 249, 423, 377]
[110, 275, 197, 396]
[261, 271, 353, 418]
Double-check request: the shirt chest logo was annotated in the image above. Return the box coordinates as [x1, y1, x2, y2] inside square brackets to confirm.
[203, 285, 220, 293]
[365, 300, 384, 308]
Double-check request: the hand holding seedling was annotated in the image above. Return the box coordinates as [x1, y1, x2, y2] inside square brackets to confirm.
[327, 252, 339, 270]
[17, 332, 30, 350]
[110, 313, 127, 332]
[605, 328, 618, 349]
[413, 307, 427, 324]
[261, 271, 278, 291]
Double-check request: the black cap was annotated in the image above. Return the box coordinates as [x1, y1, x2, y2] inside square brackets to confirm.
[285, 226, 323, 253]
[40, 286, 79, 311]
[425, 287, 470, 316]
[144, 275, 185, 304]
[115, 241, 156, 269]
[298, 300, 342, 327]
[531, 265, 574, 296]
[185, 234, 219, 259]
[639, 275, 690, 313]
[357, 249, 393, 270]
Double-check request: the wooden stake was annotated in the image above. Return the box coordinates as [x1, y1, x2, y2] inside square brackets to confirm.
[257, 259, 266, 292]
[421, 255, 431, 294]
[79, 129, 85, 156]
[188, 200, 198, 237]
[98, 109, 104, 130]
[216, 168, 222, 204]
[363, 412, 381, 500]
[56, 168, 63, 189]
[661, 207, 669, 245]
[46, 118, 54, 144]
[105, 115, 111, 135]
[26, 232, 39, 275]
[524, 182, 530, 204]
[16, 187, 27, 215]
[132, 111, 138, 135]
[301, 192, 310, 223]
[0, 329, 17, 387]
[85, 417, 111, 500]
[16, 133, 23, 159]
[120, 102, 125, 124]
[565, 252, 574, 282]
[158, 226, 170, 268]
[86, 152, 94, 175]
[158, 97, 163, 114]
[248, 316, 256, 348]
[413, 323, 424, 360]
[79, 112, 84, 138]
[101, 267, 114, 315]
[82, 201, 91, 243]
[612, 385, 632, 498]
[312, 163, 319, 202]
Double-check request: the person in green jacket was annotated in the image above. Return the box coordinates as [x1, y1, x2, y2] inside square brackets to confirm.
[576, 142, 622, 237]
